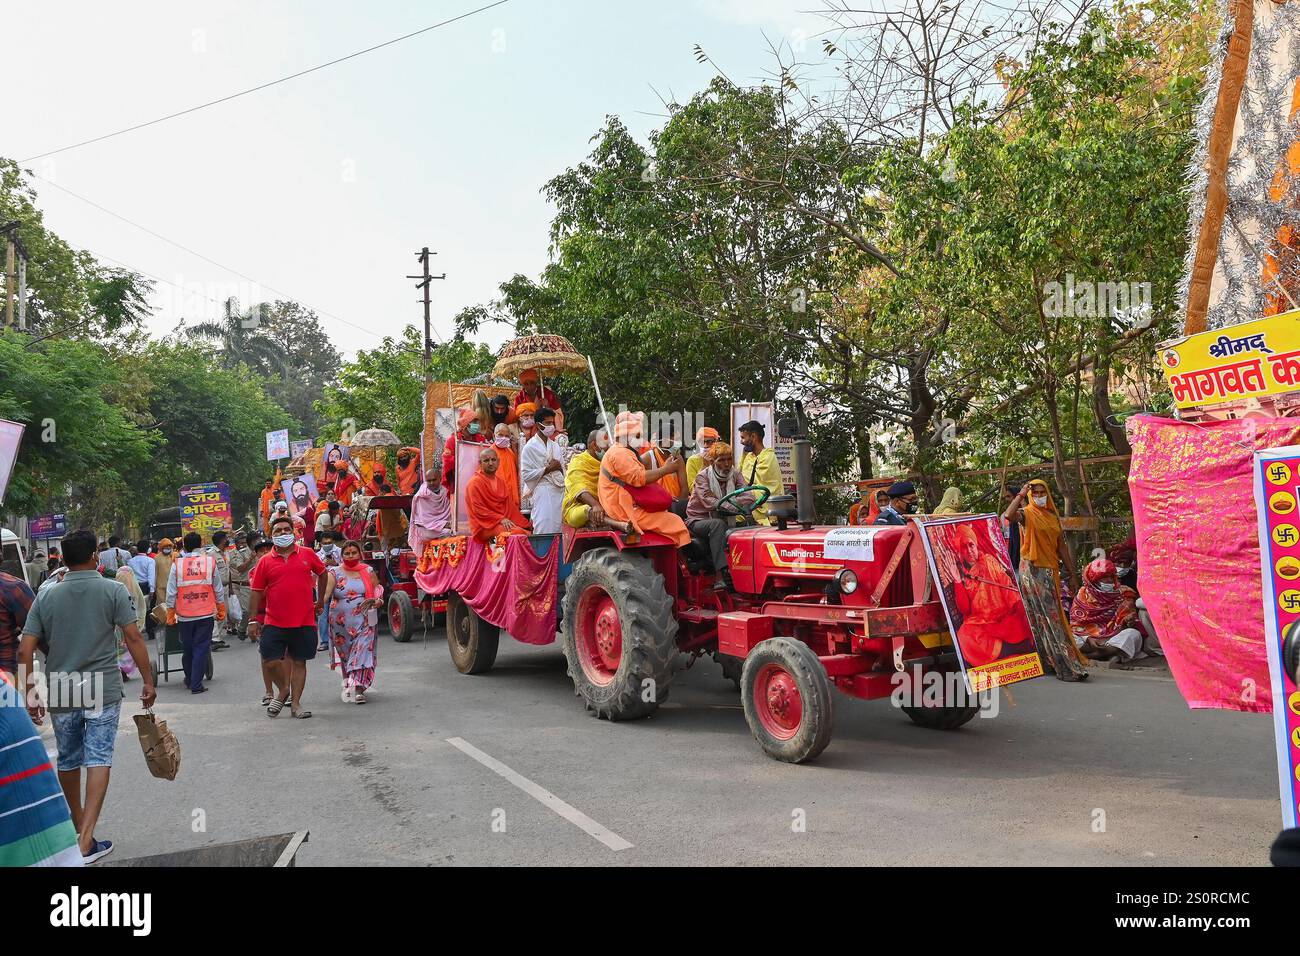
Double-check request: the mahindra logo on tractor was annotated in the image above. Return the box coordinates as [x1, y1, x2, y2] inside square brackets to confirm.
[777, 546, 822, 561]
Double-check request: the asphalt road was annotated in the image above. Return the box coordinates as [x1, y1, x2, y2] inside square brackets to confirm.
[51, 624, 1283, 866]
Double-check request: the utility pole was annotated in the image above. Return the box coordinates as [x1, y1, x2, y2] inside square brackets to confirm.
[407, 248, 446, 478]
[0, 222, 29, 331]
[407, 247, 446, 385]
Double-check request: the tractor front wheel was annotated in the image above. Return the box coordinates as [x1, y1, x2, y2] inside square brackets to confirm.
[446, 593, 499, 674]
[562, 548, 677, 720]
[388, 590, 414, 643]
[741, 638, 833, 763]
[900, 668, 981, 730]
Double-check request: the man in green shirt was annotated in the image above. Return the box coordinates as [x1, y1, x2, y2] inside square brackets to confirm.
[19, 529, 154, 865]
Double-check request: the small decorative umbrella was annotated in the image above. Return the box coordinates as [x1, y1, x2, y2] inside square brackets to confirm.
[349, 427, 401, 448]
[492, 333, 588, 380]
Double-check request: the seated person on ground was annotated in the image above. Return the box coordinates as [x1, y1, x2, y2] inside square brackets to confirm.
[465, 446, 532, 544]
[1069, 558, 1151, 663]
[685, 441, 756, 590]
[598, 411, 690, 547]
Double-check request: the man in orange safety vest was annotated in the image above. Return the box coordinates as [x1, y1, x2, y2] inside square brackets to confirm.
[164, 531, 226, 694]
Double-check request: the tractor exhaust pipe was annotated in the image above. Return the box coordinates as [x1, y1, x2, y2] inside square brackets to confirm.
[778, 402, 816, 530]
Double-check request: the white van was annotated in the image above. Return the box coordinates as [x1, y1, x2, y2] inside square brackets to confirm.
[1, 528, 31, 587]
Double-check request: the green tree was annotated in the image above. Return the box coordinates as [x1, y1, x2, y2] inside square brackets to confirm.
[0, 158, 154, 339]
[0, 329, 155, 527]
[116, 341, 295, 531]
[186, 296, 286, 374]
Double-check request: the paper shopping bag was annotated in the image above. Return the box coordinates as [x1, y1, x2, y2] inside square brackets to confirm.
[133, 710, 181, 781]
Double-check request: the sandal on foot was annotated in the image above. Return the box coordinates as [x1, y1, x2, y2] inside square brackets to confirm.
[291, 709, 312, 719]
[267, 696, 287, 717]
[261, 695, 272, 707]
[353, 691, 366, 704]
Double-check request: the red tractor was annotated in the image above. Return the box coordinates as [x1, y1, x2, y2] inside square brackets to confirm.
[445, 408, 991, 762]
[363, 493, 446, 643]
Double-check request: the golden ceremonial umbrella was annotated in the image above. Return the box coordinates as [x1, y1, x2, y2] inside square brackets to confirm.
[492, 333, 589, 380]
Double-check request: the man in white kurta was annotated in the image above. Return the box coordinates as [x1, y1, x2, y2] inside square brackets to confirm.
[519, 409, 566, 534]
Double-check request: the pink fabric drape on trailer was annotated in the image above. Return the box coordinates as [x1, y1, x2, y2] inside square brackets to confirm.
[413, 535, 559, 645]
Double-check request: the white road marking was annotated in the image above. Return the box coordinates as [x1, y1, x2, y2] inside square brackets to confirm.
[445, 736, 633, 851]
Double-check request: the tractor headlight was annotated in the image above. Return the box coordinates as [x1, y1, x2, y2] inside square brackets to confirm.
[836, 568, 859, 595]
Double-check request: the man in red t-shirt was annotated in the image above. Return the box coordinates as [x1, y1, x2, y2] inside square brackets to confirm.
[247, 515, 326, 718]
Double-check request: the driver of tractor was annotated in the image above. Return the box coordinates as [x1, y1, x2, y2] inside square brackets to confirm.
[686, 441, 763, 590]
[874, 481, 918, 526]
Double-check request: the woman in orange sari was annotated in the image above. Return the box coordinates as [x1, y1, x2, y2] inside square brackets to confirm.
[1004, 478, 1089, 681]
[598, 411, 691, 547]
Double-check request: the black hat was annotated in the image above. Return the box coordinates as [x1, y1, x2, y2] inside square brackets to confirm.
[886, 480, 916, 498]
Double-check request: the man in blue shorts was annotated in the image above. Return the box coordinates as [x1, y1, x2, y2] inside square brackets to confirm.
[19, 529, 154, 864]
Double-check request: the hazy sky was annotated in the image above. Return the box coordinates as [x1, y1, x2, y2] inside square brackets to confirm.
[8, 0, 830, 356]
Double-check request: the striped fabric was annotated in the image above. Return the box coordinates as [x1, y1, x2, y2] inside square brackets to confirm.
[0, 675, 82, 867]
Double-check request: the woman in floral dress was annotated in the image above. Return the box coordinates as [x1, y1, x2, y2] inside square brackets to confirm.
[324, 540, 385, 704]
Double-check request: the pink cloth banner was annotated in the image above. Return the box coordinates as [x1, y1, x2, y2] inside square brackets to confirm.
[413, 534, 559, 645]
[1127, 413, 1300, 712]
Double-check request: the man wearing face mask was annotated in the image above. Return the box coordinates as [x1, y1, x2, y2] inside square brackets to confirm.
[563, 428, 615, 530]
[151, 538, 176, 625]
[441, 406, 489, 494]
[491, 424, 522, 509]
[737, 421, 785, 526]
[874, 481, 919, 526]
[642, 419, 689, 518]
[248, 515, 328, 719]
[520, 407, 567, 534]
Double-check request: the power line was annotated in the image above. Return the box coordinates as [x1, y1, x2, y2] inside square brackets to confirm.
[30, 171, 434, 347]
[20, 0, 513, 163]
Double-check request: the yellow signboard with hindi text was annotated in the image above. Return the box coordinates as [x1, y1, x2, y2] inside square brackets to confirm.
[1158, 309, 1300, 409]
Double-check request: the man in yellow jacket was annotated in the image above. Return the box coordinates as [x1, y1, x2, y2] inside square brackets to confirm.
[737, 420, 785, 526]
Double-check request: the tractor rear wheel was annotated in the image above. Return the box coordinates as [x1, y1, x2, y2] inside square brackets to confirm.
[446, 593, 499, 674]
[741, 638, 833, 763]
[388, 591, 414, 643]
[900, 668, 981, 730]
[562, 548, 677, 721]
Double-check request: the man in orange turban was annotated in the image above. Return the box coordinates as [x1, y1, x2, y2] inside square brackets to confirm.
[465, 446, 531, 543]
[598, 411, 691, 547]
[513, 369, 561, 416]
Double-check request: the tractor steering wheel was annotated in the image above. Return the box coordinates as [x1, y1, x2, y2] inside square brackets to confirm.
[716, 485, 771, 527]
